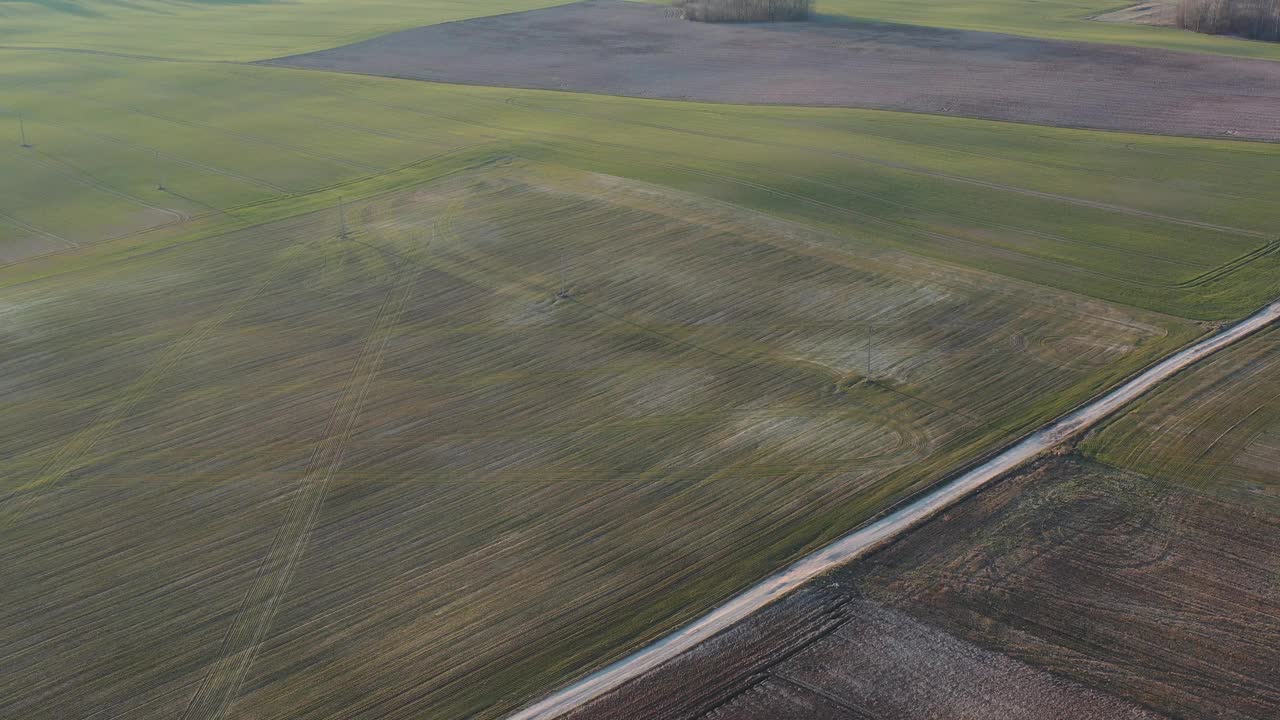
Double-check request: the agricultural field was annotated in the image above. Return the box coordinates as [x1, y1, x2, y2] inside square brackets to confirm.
[0, 161, 1198, 718]
[5, 52, 1280, 317]
[2, 1, 1279, 719]
[1084, 325, 1280, 509]
[0, 0, 574, 60]
[571, 350, 1280, 719]
[805, 0, 1280, 60]
[270, 0, 1280, 141]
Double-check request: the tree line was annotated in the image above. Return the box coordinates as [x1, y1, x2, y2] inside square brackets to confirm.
[672, 0, 813, 22]
[1177, 0, 1280, 41]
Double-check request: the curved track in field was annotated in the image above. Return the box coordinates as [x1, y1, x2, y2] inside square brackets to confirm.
[509, 297, 1280, 720]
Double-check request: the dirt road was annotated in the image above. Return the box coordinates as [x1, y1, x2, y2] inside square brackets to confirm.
[509, 298, 1280, 720]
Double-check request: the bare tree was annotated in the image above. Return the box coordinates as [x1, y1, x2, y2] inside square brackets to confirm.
[1177, 0, 1280, 41]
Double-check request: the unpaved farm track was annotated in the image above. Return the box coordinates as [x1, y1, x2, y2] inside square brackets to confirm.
[508, 297, 1280, 720]
[266, 0, 1280, 141]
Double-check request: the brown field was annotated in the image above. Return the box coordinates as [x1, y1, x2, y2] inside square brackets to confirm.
[711, 597, 1160, 720]
[569, 453, 1280, 719]
[0, 160, 1194, 719]
[268, 0, 1280, 141]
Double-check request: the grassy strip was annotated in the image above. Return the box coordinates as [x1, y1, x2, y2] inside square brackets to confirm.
[4, 54, 1279, 318]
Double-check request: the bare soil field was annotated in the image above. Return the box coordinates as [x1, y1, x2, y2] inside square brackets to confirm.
[267, 0, 1280, 141]
[567, 454, 1280, 719]
[715, 598, 1159, 720]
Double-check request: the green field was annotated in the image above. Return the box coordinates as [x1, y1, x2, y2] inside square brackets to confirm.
[5, 52, 1280, 318]
[646, 0, 1280, 61]
[1084, 325, 1280, 508]
[0, 162, 1198, 718]
[0, 0, 573, 60]
[2, 1, 1279, 719]
[819, 0, 1280, 60]
[6, 0, 1280, 62]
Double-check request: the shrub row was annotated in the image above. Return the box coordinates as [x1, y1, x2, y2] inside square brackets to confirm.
[672, 0, 813, 22]
[1177, 0, 1280, 41]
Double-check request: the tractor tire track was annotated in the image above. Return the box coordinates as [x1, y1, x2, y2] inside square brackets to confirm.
[11, 147, 190, 223]
[0, 209, 76, 249]
[180, 267, 416, 720]
[39, 118, 291, 193]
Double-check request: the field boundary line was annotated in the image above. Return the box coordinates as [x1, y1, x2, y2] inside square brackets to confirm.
[507, 297, 1280, 720]
[0, 208, 77, 249]
[180, 266, 416, 720]
[37, 117, 293, 193]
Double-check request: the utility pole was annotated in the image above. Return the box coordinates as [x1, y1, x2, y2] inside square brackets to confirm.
[156, 150, 165, 191]
[338, 196, 348, 239]
[18, 112, 30, 148]
[866, 322, 873, 379]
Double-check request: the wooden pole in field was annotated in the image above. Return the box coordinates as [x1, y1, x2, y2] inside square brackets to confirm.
[867, 322, 873, 378]
[18, 112, 30, 148]
[338, 196, 348, 239]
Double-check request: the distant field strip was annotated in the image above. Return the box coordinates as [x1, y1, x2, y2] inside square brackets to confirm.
[337, 87, 1272, 302]
[498, 95, 1271, 238]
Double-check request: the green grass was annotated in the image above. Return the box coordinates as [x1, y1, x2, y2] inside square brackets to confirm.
[3, 2, 1279, 718]
[9, 0, 1277, 64]
[649, 0, 1280, 61]
[4, 52, 1279, 319]
[816, 0, 1280, 60]
[0, 0, 573, 61]
[1, 163, 1198, 718]
[1083, 325, 1280, 508]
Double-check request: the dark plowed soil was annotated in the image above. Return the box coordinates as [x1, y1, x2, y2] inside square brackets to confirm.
[265, 0, 1280, 140]
[566, 455, 1280, 719]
